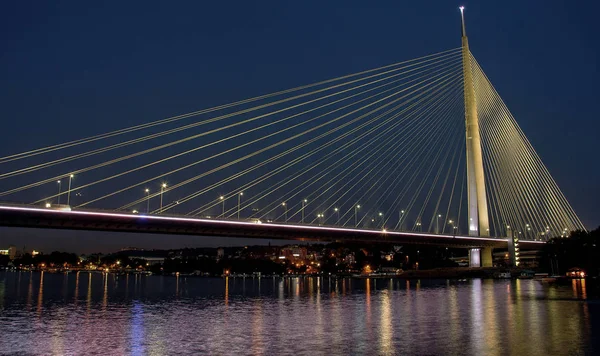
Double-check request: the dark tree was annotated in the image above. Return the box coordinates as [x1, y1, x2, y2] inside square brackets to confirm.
[541, 227, 600, 276]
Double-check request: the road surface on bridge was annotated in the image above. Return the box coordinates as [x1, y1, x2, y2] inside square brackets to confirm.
[0, 204, 545, 249]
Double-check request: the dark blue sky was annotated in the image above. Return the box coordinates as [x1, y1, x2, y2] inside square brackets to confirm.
[1, 1, 598, 253]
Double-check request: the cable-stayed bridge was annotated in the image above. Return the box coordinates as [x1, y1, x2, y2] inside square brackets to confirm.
[0, 10, 585, 266]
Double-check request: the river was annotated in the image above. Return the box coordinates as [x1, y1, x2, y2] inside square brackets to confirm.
[0, 271, 597, 355]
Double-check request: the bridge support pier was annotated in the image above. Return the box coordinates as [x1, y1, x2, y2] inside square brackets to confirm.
[469, 247, 493, 267]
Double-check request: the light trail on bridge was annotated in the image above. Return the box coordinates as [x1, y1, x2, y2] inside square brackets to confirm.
[0, 204, 545, 250]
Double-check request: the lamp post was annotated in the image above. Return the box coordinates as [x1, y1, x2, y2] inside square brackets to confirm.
[378, 212, 384, 228]
[238, 192, 243, 219]
[145, 188, 150, 213]
[301, 199, 307, 223]
[398, 210, 405, 230]
[355, 205, 360, 227]
[282, 202, 287, 221]
[317, 213, 324, 225]
[160, 183, 167, 213]
[436, 214, 442, 234]
[448, 220, 454, 235]
[57, 180, 62, 205]
[67, 174, 74, 205]
[416, 221, 422, 232]
[220, 196, 225, 218]
[334, 207, 339, 225]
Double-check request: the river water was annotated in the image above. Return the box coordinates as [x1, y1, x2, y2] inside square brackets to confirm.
[0, 271, 597, 355]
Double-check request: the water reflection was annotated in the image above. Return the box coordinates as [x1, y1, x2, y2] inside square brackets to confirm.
[36, 271, 44, 316]
[0, 272, 597, 355]
[86, 272, 92, 313]
[74, 271, 80, 303]
[251, 299, 264, 355]
[130, 302, 145, 356]
[224, 276, 229, 306]
[483, 280, 499, 353]
[26, 272, 33, 308]
[573, 279, 587, 300]
[447, 282, 461, 350]
[102, 272, 108, 310]
[470, 279, 484, 354]
[0, 277, 4, 310]
[379, 287, 392, 355]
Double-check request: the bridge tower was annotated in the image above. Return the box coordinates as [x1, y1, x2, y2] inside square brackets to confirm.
[460, 7, 490, 238]
[460, 7, 492, 267]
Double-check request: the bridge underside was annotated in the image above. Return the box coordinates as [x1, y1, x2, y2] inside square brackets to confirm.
[0, 205, 544, 251]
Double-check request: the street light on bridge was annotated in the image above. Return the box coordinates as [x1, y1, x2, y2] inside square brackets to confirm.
[302, 199, 307, 223]
[67, 174, 74, 206]
[436, 214, 442, 234]
[220, 196, 225, 218]
[145, 188, 150, 213]
[56, 180, 62, 205]
[334, 207, 339, 225]
[398, 210, 405, 230]
[282, 202, 287, 221]
[355, 205, 360, 227]
[160, 183, 167, 213]
[238, 192, 243, 219]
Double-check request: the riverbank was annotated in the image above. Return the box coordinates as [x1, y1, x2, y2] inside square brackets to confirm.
[396, 267, 503, 279]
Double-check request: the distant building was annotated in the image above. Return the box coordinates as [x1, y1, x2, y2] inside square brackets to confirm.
[381, 251, 394, 262]
[0, 245, 17, 260]
[120, 247, 144, 251]
[344, 253, 356, 265]
[278, 245, 307, 261]
[121, 249, 167, 265]
[380, 266, 402, 275]
[139, 256, 165, 265]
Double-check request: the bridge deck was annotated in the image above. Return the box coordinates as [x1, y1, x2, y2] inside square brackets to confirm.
[0, 204, 545, 249]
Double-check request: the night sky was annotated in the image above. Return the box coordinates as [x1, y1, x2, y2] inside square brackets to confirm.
[1, 1, 598, 253]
